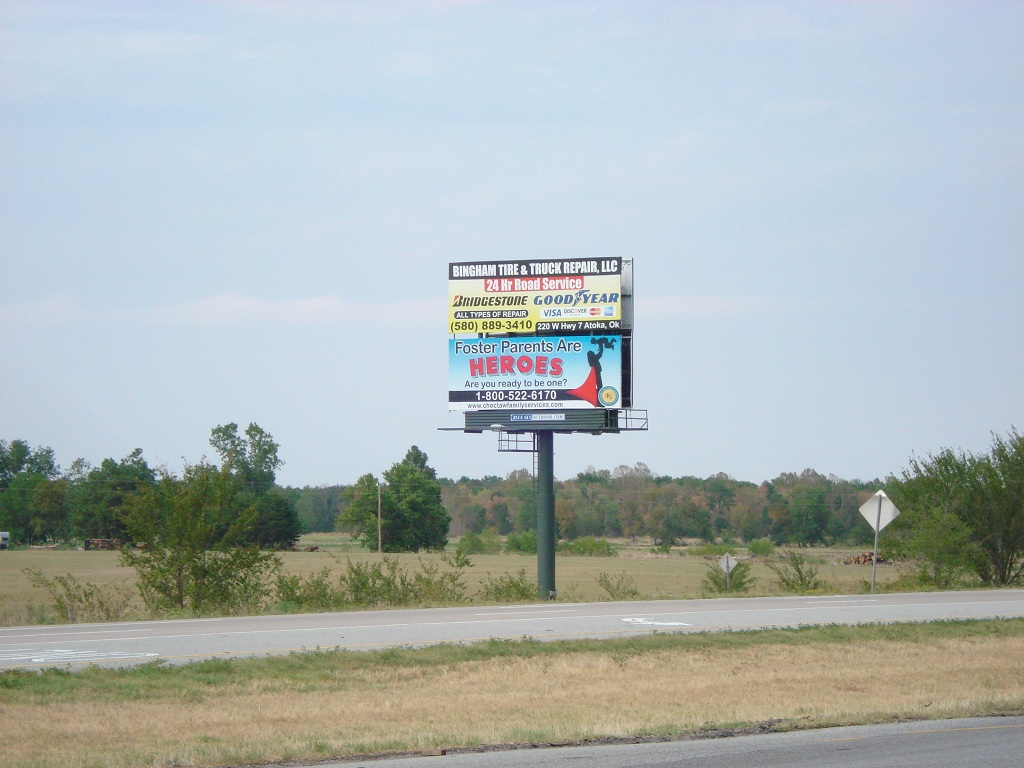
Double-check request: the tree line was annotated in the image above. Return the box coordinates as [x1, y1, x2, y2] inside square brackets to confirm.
[281, 465, 885, 550]
[0, 423, 301, 549]
[4, 425, 1022, 588]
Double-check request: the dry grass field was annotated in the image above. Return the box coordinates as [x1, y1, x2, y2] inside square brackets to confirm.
[0, 534, 902, 625]
[1, 621, 1022, 768]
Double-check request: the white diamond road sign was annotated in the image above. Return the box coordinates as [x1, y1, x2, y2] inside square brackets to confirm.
[859, 490, 900, 532]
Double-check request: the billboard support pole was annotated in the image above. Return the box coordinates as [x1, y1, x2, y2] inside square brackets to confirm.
[536, 430, 556, 599]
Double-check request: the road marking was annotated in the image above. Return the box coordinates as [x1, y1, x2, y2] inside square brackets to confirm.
[0, 649, 159, 664]
[471, 614, 577, 618]
[622, 618, 691, 626]
[0, 628, 152, 639]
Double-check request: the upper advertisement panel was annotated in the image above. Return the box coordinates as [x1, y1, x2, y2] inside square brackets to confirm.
[448, 259, 623, 335]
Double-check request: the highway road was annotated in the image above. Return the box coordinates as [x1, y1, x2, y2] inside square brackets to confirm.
[331, 717, 1024, 768]
[2, 588, 1023, 670]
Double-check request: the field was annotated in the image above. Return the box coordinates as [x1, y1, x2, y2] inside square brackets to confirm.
[1, 620, 1022, 768]
[0, 534, 905, 626]
[2, 536, 1021, 768]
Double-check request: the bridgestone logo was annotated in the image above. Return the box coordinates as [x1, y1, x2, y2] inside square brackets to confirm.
[452, 295, 529, 307]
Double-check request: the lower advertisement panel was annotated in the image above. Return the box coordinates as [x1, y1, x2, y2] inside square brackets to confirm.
[448, 334, 622, 411]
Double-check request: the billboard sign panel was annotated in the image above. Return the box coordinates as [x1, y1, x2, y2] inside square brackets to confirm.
[448, 333, 622, 411]
[448, 259, 623, 334]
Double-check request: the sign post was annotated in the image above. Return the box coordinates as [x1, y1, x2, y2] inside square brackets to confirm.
[719, 553, 738, 591]
[858, 490, 901, 592]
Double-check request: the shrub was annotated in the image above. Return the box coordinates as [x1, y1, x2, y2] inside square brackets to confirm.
[413, 551, 471, 604]
[458, 531, 486, 555]
[25, 569, 133, 623]
[478, 528, 503, 554]
[745, 538, 775, 557]
[274, 568, 346, 612]
[557, 536, 616, 557]
[339, 557, 417, 606]
[766, 550, 829, 593]
[700, 561, 756, 594]
[458, 530, 501, 555]
[119, 464, 282, 615]
[275, 553, 472, 611]
[597, 571, 641, 600]
[479, 568, 536, 602]
[504, 531, 538, 554]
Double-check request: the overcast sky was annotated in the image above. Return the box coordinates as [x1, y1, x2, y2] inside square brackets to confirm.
[2, 1, 1021, 487]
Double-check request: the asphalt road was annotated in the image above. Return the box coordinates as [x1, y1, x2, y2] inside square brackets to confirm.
[2, 588, 1023, 670]
[330, 717, 1024, 768]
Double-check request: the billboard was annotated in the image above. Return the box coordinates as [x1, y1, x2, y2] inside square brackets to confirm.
[449, 334, 622, 411]
[448, 259, 623, 335]
[448, 258, 631, 413]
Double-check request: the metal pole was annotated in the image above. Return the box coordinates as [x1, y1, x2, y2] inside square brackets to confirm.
[377, 482, 383, 554]
[536, 430, 556, 599]
[870, 494, 881, 592]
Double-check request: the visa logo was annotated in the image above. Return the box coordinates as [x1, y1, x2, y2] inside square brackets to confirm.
[542, 309, 563, 318]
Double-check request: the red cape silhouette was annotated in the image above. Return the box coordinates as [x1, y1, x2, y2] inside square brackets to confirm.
[567, 366, 599, 406]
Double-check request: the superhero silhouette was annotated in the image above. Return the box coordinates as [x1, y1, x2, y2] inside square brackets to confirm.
[567, 337, 616, 407]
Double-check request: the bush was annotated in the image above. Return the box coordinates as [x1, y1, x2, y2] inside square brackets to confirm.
[479, 568, 536, 602]
[275, 553, 472, 612]
[557, 536, 616, 557]
[119, 464, 282, 615]
[458, 529, 502, 555]
[597, 571, 640, 600]
[700, 561, 755, 594]
[766, 550, 829, 593]
[745, 538, 775, 557]
[25, 569, 133, 623]
[889, 508, 982, 589]
[458, 531, 486, 554]
[274, 568, 346, 612]
[414, 551, 471, 604]
[504, 531, 537, 554]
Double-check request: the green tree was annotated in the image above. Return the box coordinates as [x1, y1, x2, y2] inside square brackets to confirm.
[788, 486, 830, 546]
[339, 473, 385, 549]
[891, 428, 1024, 586]
[293, 485, 343, 533]
[341, 447, 450, 552]
[72, 449, 155, 540]
[251, 492, 303, 549]
[0, 474, 71, 544]
[0, 439, 58, 489]
[119, 462, 280, 614]
[0, 440, 62, 544]
[208, 422, 300, 549]
[886, 507, 981, 588]
[209, 422, 282, 496]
